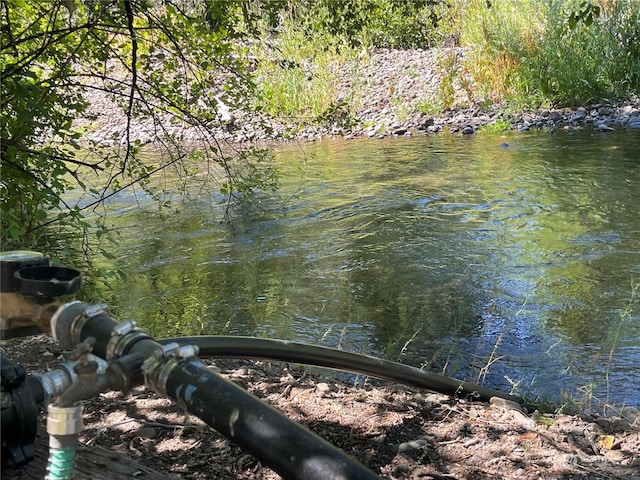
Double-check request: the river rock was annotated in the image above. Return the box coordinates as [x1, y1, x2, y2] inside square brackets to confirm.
[621, 406, 640, 423]
[595, 123, 615, 132]
[137, 427, 157, 439]
[572, 111, 587, 122]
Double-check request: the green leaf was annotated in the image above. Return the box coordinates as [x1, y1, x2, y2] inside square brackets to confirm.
[536, 416, 554, 426]
[568, 14, 577, 31]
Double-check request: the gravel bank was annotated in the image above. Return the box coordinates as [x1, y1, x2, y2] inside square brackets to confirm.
[81, 48, 640, 146]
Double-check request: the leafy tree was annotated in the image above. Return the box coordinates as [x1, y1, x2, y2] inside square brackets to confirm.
[1, 0, 275, 278]
[292, 0, 443, 49]
[199, 0, 289, 37]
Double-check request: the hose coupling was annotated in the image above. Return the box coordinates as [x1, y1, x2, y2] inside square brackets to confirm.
[142, 342, 199, 398]
[105, 319, 151, 361]
[47, 404, 83, 440]
[51, 301, 111, 349]
[105, 352, 146, 392]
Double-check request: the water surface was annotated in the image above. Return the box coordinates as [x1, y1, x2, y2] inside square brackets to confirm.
[102, 128, 640, 408]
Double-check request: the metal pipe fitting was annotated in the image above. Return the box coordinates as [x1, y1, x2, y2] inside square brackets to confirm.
[52, 302, 158, 360]
[33, 354, 109, 404]
[46, 404, 83, 439]
[0, 292, 60, 339]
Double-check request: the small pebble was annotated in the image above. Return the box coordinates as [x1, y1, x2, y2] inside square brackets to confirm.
[514, 468, 526, 478]
[489, 396, 524, 413]
[316, 382, 333, 396]
[463, 437, 481, 448]
[392, 464, 410, 475]
[397, 438, 429, 453]
[621, 406, 640, 423]
[231, 367, 253, 377]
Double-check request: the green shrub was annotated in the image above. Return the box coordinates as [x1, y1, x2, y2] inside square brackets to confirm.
[294, 0, 443, 49]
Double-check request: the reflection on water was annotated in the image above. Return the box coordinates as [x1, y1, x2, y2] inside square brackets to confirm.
[103, 128, 640, 408]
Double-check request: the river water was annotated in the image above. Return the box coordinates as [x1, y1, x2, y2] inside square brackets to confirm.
[103, 128, 640, 408]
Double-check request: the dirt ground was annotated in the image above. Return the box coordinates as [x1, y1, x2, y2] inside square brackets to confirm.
[2, 334, 639, 480]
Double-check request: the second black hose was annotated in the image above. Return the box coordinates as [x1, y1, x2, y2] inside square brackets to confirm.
[159, 336, 522, 403]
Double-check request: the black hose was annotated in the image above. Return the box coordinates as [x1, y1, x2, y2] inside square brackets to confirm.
[159, 336, 522, 404]
[165, 358, 380, 480]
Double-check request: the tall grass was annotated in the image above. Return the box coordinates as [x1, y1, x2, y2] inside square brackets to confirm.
[251, 24, 360, 126]
[454, 0, 640, 107]
[453, 0, 540, 105]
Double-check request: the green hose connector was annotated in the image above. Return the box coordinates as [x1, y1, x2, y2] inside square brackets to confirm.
[45, 405, 83, 480]
[45, 446, 76, 480]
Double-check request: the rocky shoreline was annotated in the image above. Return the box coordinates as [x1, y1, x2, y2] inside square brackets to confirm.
[81, 48, 640, 146]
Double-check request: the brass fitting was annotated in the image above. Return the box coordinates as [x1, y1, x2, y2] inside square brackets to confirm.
[0, 292, 60, 339]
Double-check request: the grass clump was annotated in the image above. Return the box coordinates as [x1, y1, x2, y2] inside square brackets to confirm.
[478, 120, 512, 133]
[250, 24, 360, 128]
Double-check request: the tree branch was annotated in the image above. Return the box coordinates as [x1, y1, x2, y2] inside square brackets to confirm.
[5, 142, 105, 172]
[122, 0, 138, 173]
